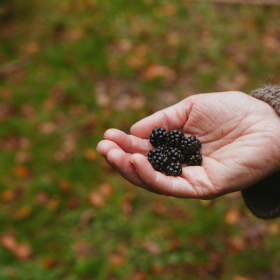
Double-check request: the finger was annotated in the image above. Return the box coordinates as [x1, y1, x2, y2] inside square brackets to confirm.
[96, 139, 122, 158]
[130, 98, 194, 138]
[106, 148, 162, 195]
[130, 153, 215, 199]
[104, 129, 152, 155]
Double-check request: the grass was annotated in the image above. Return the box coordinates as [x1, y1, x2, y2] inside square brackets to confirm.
[1, 0, 280, 279]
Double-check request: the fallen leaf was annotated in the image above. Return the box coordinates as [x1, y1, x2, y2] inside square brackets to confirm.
[0, 234, 17, 251]
[43, 257, 57, 269]
[132, 272, 148, 280]
[77, 209, 95, 231]
[21, 104, 36, 118]
[14, 243, 32, 260]
[40, 122, 56, 134]
[269, 222, 279, 235]
[227, 236, 245, 252]
[200, 200, 212, 206]
[35, 192, 49, 205]
[74, 241, 92, 258]
[233, 276, 252, 280]
[1, 190, 16, 202]
[84, 149, 98, 161]
[151, 262, 163, 276]
[59, 179, 71, 193]
[47, 195, 61, 210]
[263, 35, 279, 51]
[15, 151, 32, 163]
[100, 182, 113, 197]
[0, 103, 17, 120]
[89, 192, 105, 208]
[152, 201, 167, 216]
[161, 3, 176, 16]
[109, 253, 126, 266]
[168, 238, 181, 252]
[25, 42, 39, 54]
[143, 64, 176, 81]
[14, 206, 32, 220]
[68, 29, 84, 42]
[68, 197, 79, 210]
[143, 241, 160, 255]
[225, 208, 241, 225]
[43, 98, 56, 111]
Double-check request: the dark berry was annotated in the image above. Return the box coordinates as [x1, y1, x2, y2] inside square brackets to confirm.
[166, 147, 184, 163]
[166, 162, 182, 176]
[165, 130, 184, 147]
[150, 127, 168, 147]
[180, 135, 201, 154]
[184, 151, 202, 166]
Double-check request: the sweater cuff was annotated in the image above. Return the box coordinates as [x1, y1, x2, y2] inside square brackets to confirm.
[241, 85, 280, 219]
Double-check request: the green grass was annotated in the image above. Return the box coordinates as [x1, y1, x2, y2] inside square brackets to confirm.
[1, 0, 280, 279]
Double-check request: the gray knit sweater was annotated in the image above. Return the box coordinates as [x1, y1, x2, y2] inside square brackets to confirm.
[241, 85, 280, 219]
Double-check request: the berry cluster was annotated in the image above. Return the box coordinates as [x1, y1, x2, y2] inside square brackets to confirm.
[147, 127, 202, 177]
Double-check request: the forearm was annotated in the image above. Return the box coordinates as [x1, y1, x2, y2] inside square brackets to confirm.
[242, 85, 280, 219]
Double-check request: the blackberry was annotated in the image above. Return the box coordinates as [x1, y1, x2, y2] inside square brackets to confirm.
[147, 147, 169, 172]
[165, 130, 184, 147]
[184, 151, 202, 166]
[166, 162, 182, 176]
[150, 127, 168, 147]
[166, 147, 184, 163]
[180, 135, 201, 154]
[147, 149, 157, 163]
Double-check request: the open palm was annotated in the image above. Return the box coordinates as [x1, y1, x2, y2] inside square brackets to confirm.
[97, 91, 280, 199]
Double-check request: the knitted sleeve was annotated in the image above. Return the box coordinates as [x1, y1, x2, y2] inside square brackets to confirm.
[241, 85, 280, 219]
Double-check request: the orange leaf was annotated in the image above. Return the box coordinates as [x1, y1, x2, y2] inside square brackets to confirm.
[233, 276, 252, 280]
[84, 149, 98, 161]
[100, 182, 113, 197]
[225, 208, 241, 225]
[132, 272, 148, 280]
[13, 206, 32, 220]
[59, 179, 71, 193]
[89, 192, 105, 208]
[35, 192, 49, 205]
[1, 190, 16, 202]
[14, 165, 29, 178]
[227, 236, 245, 252]
[0, 234, 17, 252]
[14, 242, 32, 260]
[143, 64, 176, 81]
[108, 253, 126, 266]
[47, 195, 61, 211]
[43, 257, 57, 270]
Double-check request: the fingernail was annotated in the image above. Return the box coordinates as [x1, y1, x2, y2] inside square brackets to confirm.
[96, 147, 101, 154]
[129, 160, 137, 172]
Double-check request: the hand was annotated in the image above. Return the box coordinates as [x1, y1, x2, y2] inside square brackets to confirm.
[97, 91, 280, 199]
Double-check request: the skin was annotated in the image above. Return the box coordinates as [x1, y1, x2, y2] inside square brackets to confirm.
[97, 91, 280, 199]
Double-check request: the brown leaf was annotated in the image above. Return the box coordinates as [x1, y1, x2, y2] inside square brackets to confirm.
[68, 29, 84, 42]
[143, 241, 160, 255]
[74, 241, 92, 259]
[35, 192, 49, 205]
[108, 253, 126, 266]
[21, 104, 36, 118]
[0, 234, 17, 251]
[225, 208, 241, 225]
[100, 182, 113, 197]
[161, 3, 176, 16]
[122, 191, 136, 215]
[263, 35, 279, 51]
[0, 103, 17, 121]
[14, 206, 32, 220]
[143, 64, 176, 81]
[132, 272, 148, 280]
[269, 222, 280, 235]
[15, 151, 32, 163]
[233, 276, 252, 280]
[126, 55, 144, 69]
[25, 42, 40, 55]
[89, 192, 105, 208]
[152, 201, 167, 216]
[59, 179, 71, 193]
[84, 149, 98, 161]
[151, 262, 163, 276]
[47, 195, 61, 211]
[14, 242, 32, 260]
[43, 98, 56, 111]
[227, 236, 245, 252]
[1, 190, 16, 202]
[43, 257, 57, 270]
[77, 209, 95, 231]
[168, 238, 181, 252]
[68, 197, 79, 210]
[39, 122, 57, 134]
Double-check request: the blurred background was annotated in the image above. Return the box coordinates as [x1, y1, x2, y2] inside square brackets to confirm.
[0, 0, 280, 279]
